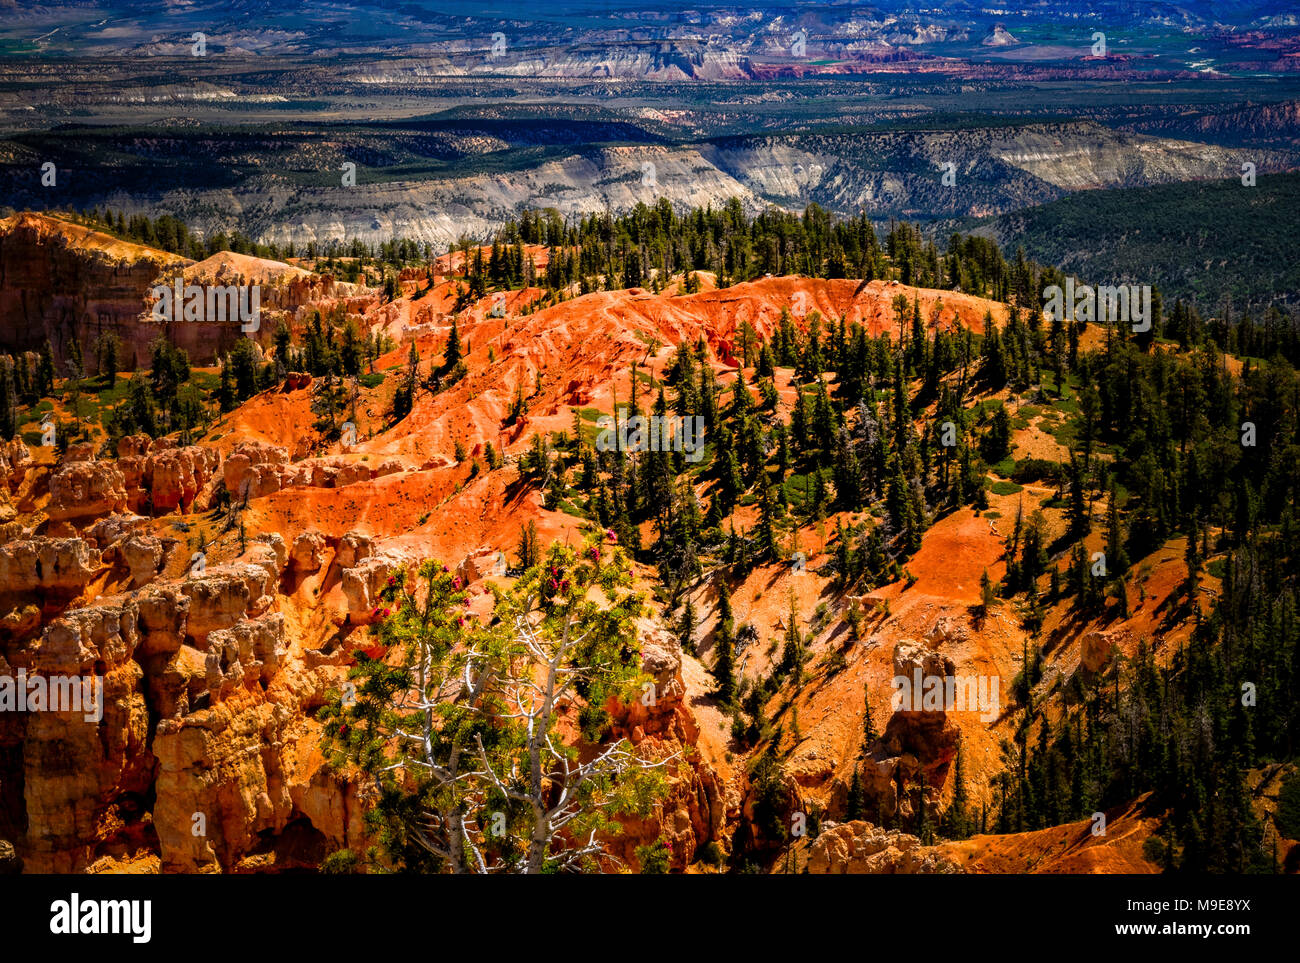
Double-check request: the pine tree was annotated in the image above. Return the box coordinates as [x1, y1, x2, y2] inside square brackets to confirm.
[516, 519, 539, 569]
[443, 317, 462, 371]
[979, 568, 996, 616]
[757, 482, 778, 559]
[1185, 514, 1202, 605]
[677, 598, 697, 656]
[323, 537, 665, 873]
[712, 624, 735, 704]
[846, 765, 864, 820]
[0, 362, 15, 440]
[217, 357, 235, 412]
[716, 578, 734, 632]
[1068, 454, 1090, 536]
[37, 340, 55, 396]
[65, 333, 84, 382]
[97, 332, 119, 388]
[1105, 485, 1128, 573]
[944, 743, 971, 839]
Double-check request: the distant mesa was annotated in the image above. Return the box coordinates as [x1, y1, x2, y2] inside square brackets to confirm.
[981, 24, 1021, 47]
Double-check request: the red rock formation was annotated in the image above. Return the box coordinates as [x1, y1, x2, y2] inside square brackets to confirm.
[0, 213, 193, 369]
[803, 821, 961, 874]
[117, 435, 222, 514]
[604, 626, 723, 871]
[47, 459, 129, 523]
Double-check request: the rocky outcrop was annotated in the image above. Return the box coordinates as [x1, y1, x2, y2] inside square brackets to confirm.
[0, 536, 101, 597]
[1081, 629, 1127, 673]
[222, 442, 395, 501]
[849, 640, 965, 822]
[46, 459, 128, 522]
[150, 613, 287, 719]
[135, 585, 190, 658]
[180, 565, 273, 644]
[457, 546, 504, 584]
[290, 531, 326, 573]
[17, 599, 153, 872]
[804, 821, 961, 874]
[0, 839, 19, 874]
[980, 24, 1019, 47]
[117, 436, 221, 514]
[7, 560, 361, 872]
[244, 535, 286, 586]
[0, 215, 360, 369]
[0, 213, 193, 370]
[0, 438, 30, 495]
[847, 592, 888, 615]
[335, 532, 374, 570]
[151, 684, 361, 873]
[925, 616, 969, 648]
[341, 554, 403, 624]
[605, 625, 722, 871]
[0, 603, 41, 641]
[119, 534, 168, 589]
[223, 442, 290, 501]
[85, 513, 148, 550]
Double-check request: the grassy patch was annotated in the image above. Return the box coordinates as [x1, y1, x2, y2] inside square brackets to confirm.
[556, 498, 589, 520]
[1052, 395, 1080, 416]
[988, 479, 1024, 496]
[1011, 457, 1065, 484]
[992, 457, 1017, 478]
[1012, 404, 1040, 429]
[783, 471, 818, 509]
[94, 380, 132, 407]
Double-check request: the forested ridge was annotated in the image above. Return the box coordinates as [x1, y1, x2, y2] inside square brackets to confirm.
[10, 199, 1299, 872]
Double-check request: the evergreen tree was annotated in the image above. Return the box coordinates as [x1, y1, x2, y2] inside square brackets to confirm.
[677, 598, 697, 656]
[846, 765, 864, 821]
[1104, 485, 1129, 573]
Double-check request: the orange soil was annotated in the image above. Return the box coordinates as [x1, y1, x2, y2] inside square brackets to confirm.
[942, 795, 1163, 873]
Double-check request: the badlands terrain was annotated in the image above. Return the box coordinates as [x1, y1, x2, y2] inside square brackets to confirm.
[0, 209, 1294, 874]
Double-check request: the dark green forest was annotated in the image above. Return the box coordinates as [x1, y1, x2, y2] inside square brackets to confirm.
[974, 172, 1300, 317]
